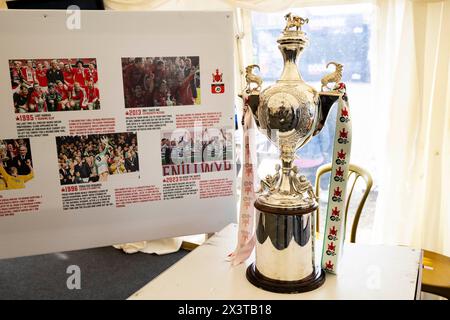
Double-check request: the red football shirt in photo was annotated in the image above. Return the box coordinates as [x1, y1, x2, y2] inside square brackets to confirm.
[130, 94, 146, 108]
[21, 67, 35, 84]
[35, 69, 48, 87]
[177, 73, 195, 105]
[123, 64, 144, 96]
[72, 67, 86, 86]
[56, 86, 70, 100]
[63, 70, 75, 87]
[28, 90, 44, 104]
[11, 68, 22, 89]
[71, 88, 85, 101]
[84, 68, 98, 84]
[153, 91, 167, 107]
[86, 86, 100, 102]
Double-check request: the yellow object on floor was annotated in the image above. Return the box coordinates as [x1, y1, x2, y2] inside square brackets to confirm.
[422, 250, 450, 299]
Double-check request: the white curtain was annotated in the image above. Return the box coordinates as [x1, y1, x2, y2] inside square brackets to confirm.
[105, 0, 450, 256]
[372, 0, 450, 256]
[103, 0, 365, 11]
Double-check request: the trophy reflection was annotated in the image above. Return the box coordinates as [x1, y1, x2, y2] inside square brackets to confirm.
[242, 13, 340, 293]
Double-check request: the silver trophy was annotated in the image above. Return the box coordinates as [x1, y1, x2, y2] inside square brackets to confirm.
[242, 13, 340, 293]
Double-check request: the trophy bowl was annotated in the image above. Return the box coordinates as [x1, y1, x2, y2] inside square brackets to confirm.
[259, 82, 318, 152]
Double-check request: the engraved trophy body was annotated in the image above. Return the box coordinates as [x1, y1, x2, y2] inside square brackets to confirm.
[243, 14, 339, 293]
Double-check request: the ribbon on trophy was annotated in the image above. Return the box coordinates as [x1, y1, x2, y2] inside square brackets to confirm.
[320, 83, 352, 274]
[228, 92, 257, 266]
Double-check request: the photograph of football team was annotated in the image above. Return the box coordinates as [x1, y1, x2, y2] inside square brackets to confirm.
[56, 132, 139, 186]
[161, 128, 233, 166]
[9, 58, 100, 113]
[122, 56, 200, 108]
[0, 139, 34, 190]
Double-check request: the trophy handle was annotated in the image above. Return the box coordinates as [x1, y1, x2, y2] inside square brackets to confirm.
[314, 62, 344, 136]
[246, 95, 260, 123]
[314, 93, 339, 136]
[240, 64, 263, 124]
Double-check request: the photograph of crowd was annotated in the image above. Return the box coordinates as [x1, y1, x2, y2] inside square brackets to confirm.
[9, 58, 100, 113]
[0, 139, 34, 190]
[161, 128, 233, 165]
[56, 132, 139, 185]
[122, 56, 200, 108]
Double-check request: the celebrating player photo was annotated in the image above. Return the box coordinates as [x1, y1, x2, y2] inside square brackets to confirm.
[122, 56, 201, 108]
[56, 132, 139, 185]
[161, 127, 233, 176]
[9, 58, 100, 113]
[0, 139, 34, 190]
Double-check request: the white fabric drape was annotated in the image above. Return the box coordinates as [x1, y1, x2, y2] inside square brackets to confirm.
[113, 238, 182, 254]
[372, 0, 450, 256]
[103, 0, 369, 11]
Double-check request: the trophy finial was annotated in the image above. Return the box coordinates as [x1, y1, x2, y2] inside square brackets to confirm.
[284, 13, 309, 32]
[244, 64, 262, 94]
[321, 61, 344, 91]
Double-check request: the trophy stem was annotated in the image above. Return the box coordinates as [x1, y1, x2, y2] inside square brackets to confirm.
[277, 144, 295, 195]
[278, 165, 293, 196]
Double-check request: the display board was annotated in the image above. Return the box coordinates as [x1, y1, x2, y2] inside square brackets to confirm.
[0, 10, 236, 259]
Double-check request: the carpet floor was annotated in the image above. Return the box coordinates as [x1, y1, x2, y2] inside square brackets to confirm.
[0, 246, 188, 300]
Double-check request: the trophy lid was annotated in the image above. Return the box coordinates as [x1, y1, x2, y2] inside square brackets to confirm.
[277, 31, 309, 46]
[277, 13, 310, 82]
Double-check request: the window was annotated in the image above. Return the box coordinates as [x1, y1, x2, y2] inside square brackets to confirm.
[249, 4, 377, 243]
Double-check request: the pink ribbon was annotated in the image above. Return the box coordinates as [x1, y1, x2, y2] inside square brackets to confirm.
[228, 95, 257, 266]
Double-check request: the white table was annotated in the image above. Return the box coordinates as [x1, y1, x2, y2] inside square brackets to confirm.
[129, 224, 422, 300]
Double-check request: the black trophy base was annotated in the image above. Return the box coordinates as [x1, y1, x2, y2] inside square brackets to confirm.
[246, 263, 325, 294]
